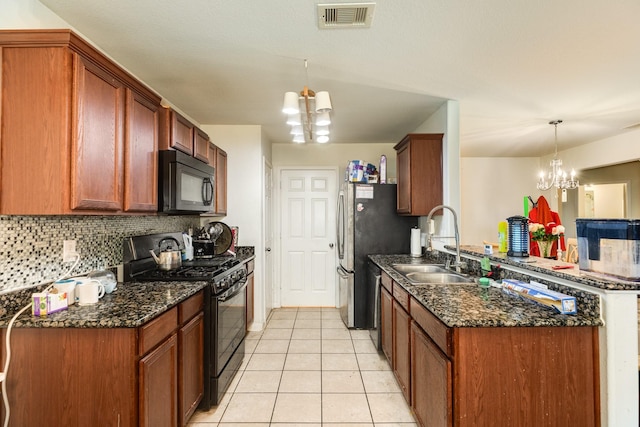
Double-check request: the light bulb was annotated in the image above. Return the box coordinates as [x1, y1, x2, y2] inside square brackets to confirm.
[286, 114, 301, 125]
[316, 112, 331, 126]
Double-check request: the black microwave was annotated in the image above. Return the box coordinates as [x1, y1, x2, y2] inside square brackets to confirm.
[158, 150, 215, 214]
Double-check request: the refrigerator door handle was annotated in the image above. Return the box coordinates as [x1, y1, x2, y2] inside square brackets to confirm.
[336, 191, 345, 260]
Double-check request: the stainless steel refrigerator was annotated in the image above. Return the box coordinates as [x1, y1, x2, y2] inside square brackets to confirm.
[336, 182, 418, 329]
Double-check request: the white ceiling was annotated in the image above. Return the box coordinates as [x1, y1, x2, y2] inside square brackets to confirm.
[38, 0, 640, 157]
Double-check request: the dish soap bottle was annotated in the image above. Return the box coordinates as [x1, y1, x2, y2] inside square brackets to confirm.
[498, 221, 508, 253]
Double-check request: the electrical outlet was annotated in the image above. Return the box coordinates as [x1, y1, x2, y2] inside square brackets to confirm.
[62, 240, 77, 262]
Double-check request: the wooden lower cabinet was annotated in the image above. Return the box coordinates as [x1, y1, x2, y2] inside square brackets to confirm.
[179, 312, 204, 426]
[379, 282, 600, 427]
[140, 333, 179, 427]
[411, 321, 452, 427]
[392, 299, 411, 402]
[380, 286, 393, 363]
[0, 328, 138, 426]
[0, 291, 204, 427]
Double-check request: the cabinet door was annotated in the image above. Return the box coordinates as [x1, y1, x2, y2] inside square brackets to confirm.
[380, 286, 393, 363]
[393, 299, 411, 402]
[411, 321, 452, 427]
[124, 89, 158, 212]
[140, 334, 179, 427]
[71, 54, 124, 211]
[179, 313, 204, 427]
[0, 45, 73, 214]
[246, 272, 255, 330]
[396, 142, 411, 213]
[215, 147, 228, 215]
[194, 129, 210, 163]
[207, 142, 217, 168]
[394, 134, 443, 215]
[171, 111, 195, 155]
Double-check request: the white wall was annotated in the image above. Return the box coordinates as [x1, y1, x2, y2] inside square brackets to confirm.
[460, 157, 541, 245]
[459, 128, 640, 248]
[413, 100, 461, 247]
[0, 0, 67, 27]
[201, 125, 270, 328]
[272, 142, 397, 179]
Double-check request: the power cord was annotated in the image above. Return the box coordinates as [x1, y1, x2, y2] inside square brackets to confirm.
[1, 253, 81, 427]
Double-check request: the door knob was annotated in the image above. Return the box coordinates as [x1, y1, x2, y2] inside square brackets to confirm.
[329, 243, 334, 248]
[266, 247, 272, 252]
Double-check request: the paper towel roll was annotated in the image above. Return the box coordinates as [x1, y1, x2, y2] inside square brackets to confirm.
[411, 228, 422, 257]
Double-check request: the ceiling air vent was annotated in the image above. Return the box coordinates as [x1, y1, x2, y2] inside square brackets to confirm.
[318, 3, 375, 29]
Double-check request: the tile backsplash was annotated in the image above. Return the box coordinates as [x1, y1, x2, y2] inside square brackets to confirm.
[0, 215, 200, 293]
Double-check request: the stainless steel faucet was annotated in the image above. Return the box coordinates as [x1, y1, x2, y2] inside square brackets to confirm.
[425, 204, 466, 274]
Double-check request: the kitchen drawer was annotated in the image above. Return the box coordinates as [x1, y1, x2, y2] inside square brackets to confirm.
[179, 291, 204, 325]
[139, 307, 178, 356]
[381, 271, 392, 293]
[393, 282, 410, 312]
[410, 297, 451, 357]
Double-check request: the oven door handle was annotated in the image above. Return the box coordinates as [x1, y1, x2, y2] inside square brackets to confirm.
[217, 278, 248, 302]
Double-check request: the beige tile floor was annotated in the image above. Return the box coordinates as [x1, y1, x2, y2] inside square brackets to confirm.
[188, 307, 418, 427]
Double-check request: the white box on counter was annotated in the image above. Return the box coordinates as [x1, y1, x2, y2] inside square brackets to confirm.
[32, 292, 68, 317]
[501, 279, 577, 315]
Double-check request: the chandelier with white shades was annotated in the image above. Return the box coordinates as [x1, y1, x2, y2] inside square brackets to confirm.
[282, 60, 332, 144]
[537, 120, 579, 191]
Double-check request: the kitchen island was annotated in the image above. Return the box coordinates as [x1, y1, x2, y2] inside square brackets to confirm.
[371, 246, 639, 427]
[457, 245, 640, 427]
[370, 252, 602, 427]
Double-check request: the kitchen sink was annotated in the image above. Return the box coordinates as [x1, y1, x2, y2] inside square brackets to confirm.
[392, 264, 449, 274]
[405, 272, 474, 284]
[391, 263, 474, 284]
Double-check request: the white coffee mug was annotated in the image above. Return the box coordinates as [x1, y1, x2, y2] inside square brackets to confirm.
[75, 279, 105, 305]
[52, 279, 76, 305]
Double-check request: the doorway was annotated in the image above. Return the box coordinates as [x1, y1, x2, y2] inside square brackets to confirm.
[278, 168, 338, 307]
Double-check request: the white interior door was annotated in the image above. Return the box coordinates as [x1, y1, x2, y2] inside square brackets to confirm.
[280, 169, 337, 307]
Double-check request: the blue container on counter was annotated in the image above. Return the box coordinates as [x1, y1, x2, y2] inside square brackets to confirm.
[576, 218, 640, 281]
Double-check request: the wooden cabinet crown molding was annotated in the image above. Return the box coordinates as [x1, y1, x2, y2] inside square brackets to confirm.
[0, 29, 161, 105]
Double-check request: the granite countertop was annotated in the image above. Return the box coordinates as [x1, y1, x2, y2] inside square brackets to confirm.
[369, 254, 602, 328]
[0, 249, 255, 329]
[459, 245, 640, 291]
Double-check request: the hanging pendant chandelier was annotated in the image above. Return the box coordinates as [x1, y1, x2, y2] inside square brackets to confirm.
[282, 60, 333, 144]
[537, 120, 579, 191]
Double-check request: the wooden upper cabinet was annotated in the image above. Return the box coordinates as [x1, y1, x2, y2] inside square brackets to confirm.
[71, 54, 125, 211]
[159, 107, 195, 155]
[194, 128, 210, 163]
[203, 141, 228, 216]
[394, 134, 443, 216]
[215, 147, 228, 215]
[124, 89, 159, 212]
[0, 30, 161, 215]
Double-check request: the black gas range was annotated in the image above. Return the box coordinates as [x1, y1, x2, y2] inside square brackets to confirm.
[123, 232, 248, 409]
[132, 257, 246, 295]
